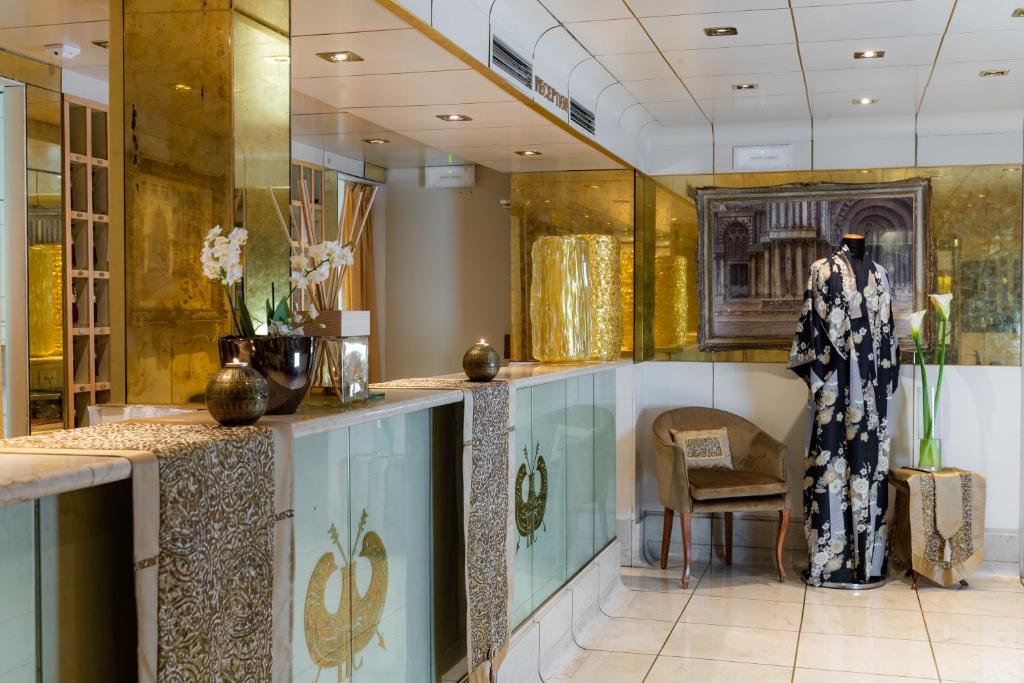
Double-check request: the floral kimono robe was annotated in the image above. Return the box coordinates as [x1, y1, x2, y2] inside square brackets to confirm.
[789, 245, 900, 586]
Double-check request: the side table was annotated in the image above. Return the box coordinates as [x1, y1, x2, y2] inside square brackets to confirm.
[890, 467, 986, 588]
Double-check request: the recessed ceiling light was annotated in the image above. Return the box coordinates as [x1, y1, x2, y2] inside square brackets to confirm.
[587, 184, 601, 189]
[91, 40, 109, 50]
[979, 68, 1010, 77]
[436, 113, 472, 122]
[978, 193, 987, 198]
[671, 217, 678, 222]
[317, 51, 364, 63]
[363, 138, 389, 145]
[732, 83, 758, 90]
[1012, 8, 1024, 17]
[174, 83, 192, 92]
[1005, 167, 1019, 172]
[515, 150, 542, 156]
[854, 49, 885, 59]
[704, 26, 738, 37]
[263, 54, 290, 65]
[860, 169, 872, 174]
[852, 97, 878, 105]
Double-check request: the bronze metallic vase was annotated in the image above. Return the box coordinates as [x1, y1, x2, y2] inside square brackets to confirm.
[463, 340, 500, 382]
[206, 361, 268, 426]
[218, 336, 316, 414]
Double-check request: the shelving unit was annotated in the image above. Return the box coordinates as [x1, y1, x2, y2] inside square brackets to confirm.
[63, 97, 110, 427]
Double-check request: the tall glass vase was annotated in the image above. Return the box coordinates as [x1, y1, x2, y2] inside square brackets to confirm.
[917, 437, 942, 471]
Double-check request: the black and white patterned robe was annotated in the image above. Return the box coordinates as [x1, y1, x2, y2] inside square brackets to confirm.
[789, 245, 900, 586]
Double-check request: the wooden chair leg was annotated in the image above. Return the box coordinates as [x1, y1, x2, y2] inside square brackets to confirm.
[660, 508, 674, 570]
[775, 508, 790, 583]
[724, 512, 733, 566]
[681, 512, 692, 588]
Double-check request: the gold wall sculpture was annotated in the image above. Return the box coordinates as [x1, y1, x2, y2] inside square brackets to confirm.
[581, 234, 623, 361]
[530, 236, 592, 362]
[119, 0, 290, 403]
[28, 245, 64, 358]
[653, 255, 688, 350]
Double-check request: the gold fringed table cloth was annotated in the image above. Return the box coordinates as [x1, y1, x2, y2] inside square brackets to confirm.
[375, 378, 515, 683]
[0, 422, 293, 681]
[890, 467, 986, 587]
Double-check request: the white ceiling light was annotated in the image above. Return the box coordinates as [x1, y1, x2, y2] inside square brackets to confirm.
[852, 97, 878, 105]
[703, 27, 738, 37]
[979, 69, 1010, 77]
[436, 113, 473, 122]
[515, 150, 543, 156]
[731, 83, 758, 91]
[43, 43, 80, 59]
[317, 51, 364, 63]
[854, 49, 885, 59]
[363, 138, 389, 145]
[174, 83, 192, 92]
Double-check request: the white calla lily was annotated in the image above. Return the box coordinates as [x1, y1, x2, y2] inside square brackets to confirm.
[928, 293, 953, 321]
[906, 310, 927, 338]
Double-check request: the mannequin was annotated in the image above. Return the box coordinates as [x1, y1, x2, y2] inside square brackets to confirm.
[842, 233, 868, 289]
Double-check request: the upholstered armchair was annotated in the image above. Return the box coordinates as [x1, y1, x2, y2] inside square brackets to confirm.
[652, 407, 790, 588]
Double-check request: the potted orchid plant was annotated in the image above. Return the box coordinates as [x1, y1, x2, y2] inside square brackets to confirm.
[906, 293, 953, 471]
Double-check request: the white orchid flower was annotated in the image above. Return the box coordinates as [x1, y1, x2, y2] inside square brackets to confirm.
[906, 310, 927, 339]
[928, 293, 953, 321]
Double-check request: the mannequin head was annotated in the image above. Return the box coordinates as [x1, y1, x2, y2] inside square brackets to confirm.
[842, 233, 866, 259]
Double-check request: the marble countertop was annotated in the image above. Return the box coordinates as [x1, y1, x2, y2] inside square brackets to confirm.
[0, 452, 132, 506]
[440, 359, 629, 389]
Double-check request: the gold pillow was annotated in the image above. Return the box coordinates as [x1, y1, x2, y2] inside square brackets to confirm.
[669, 428, 733, 470]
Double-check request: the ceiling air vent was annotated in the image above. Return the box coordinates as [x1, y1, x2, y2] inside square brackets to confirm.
[569, 100, 596, 135]
[491, 36, 532, 90]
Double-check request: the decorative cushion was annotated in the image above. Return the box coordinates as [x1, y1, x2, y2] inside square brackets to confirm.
[669, 428, 733, 470]
[688, 469, 788, 501]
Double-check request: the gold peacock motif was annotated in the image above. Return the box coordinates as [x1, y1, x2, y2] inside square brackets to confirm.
[304, 509, 389, 681]
[515, 443, 548, 549]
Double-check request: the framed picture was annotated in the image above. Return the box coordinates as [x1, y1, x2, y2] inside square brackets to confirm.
[696, 179, 929, 351]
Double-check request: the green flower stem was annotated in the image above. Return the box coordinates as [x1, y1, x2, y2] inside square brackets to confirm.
[933, 317, 948, 430]
[913, 331, 932, 440]
[223, 284, 242, 336]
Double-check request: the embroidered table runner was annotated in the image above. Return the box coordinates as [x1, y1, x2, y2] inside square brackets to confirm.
[0, 422, 292, 681]
[891, 467, 986, 586]
[376, 378, 515, 683]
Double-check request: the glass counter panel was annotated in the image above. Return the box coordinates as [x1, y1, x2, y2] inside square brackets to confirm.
[594, 370, 617, 547]
[292, 428, 352, 681]
[566, 375, 595, 574]
[349, 412, 432, 682]
[0, 501, 36, 682]
[511, 386, 533, 628]
[530, 379, 567, 611]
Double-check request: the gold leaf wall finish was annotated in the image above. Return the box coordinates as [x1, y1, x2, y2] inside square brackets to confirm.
[515, 444, 548, 549]
[620, 244, 634, 353]
[654, 254, 688, 350]
[28, 244, 64, 358]
[304, 511, 388, 680]
[580, 234, 623, 361]
[530, 236, 592, 362]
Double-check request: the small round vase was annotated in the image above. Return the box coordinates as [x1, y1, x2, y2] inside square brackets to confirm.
[463, 341, 500, 382]
[206, 361, 268, 426]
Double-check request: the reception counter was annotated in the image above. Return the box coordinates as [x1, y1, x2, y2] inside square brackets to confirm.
[0, 361, 624, 682]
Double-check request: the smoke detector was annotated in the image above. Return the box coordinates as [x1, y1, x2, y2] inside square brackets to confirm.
[43, 43, 81, 59]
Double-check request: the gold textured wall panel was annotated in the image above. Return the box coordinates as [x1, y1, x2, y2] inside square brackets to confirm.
[653, 254, 687, 350]
[28, 245, 63, 358]
[581, 234, 622, 361]
[620, 244, 634, 353]
[530, 236, 592, 362]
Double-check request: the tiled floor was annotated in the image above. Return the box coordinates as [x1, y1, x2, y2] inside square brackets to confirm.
[546, 558, 1024, 682]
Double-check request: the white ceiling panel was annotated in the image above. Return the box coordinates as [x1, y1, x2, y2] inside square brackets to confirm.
[597, 52, 674, 81]
[920, 83, 1024, 114]
[939, 29, 1024, 63]
[793, 1, 954, 42]
[567, 58, 619, 109]
[345, 101, 551, 132]
[291, 0, 406, 36]
[566, 18, 655, 55]
[294, 71, 513, 109]
[948, 0, 1024, 33]
[803, 65, 933, 96]
[0, 21, 108, 68]
[811, 89, 919, 119]
[291, 110, 391, 135]
[0, 0, 105, 28]
[642, 99, 706, 123]
[626, 1, 787, 17]
[664, 44, 801, 78]
[291, 30, 465, 78]
[406, 124, 572, 148]
[684, 71, 805, 100]
[642, 9, 796, 51]
[929, 59, 1024, 87]
[622, 77, 692, 103]
[799, 35, 942, 71]
[702, 93, 809, 123]
[490, 0, 557, 59]
[542, 0, 632, 23]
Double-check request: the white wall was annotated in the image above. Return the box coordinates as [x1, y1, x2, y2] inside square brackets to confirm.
[633, 361, 1021, 563]
[383, 165, 511, 380]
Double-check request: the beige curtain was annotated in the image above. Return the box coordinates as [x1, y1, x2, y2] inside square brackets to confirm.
[341, 181, 379, 382]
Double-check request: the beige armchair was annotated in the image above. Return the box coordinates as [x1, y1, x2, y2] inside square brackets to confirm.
[653, 407, 790, 587]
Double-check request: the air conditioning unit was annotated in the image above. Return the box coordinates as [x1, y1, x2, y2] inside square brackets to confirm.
[425, 165, 476, 188]
[733, 144, 793, 171]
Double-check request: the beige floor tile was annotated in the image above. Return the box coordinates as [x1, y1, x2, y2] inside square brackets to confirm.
[573, 613, 674, 655]
[601, 587, 687, 622]
[917, 586, 1024, 619]
[932, 642, 1024, 683]
[619, 566, 695, 594]
[793, 668, 935, 682]
[680, 594, 803, 631]
[803, 581, 921, 611]
[646, 656, 791, 683]
[545, 650, 654, 682]
[795, 632, 938, 678]
[948, 573, 1024, 593]
[801, 603, 928, 640]
[924, 611, 1024, 649]
[660, 622, 798, 667]
[697, 568, 806, 604]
